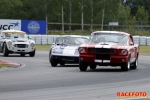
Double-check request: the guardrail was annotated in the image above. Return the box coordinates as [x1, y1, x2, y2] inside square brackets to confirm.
[29, 35, 150, 46]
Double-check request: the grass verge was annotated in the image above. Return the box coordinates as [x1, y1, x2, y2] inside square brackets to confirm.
[36, 45, 51, 51]
[0, 62, 10, 68]
[139, 46, 150, 55]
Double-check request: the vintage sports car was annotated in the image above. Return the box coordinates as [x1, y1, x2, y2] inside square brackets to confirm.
[49, 35, 89, 67]
[78, 31, 139, 71]
[0, 30, 36, 57]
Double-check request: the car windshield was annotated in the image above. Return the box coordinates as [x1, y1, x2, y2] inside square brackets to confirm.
[3, 33, 25, 38]
[90, 33, 128, 44]
[56, 36, 88, 46]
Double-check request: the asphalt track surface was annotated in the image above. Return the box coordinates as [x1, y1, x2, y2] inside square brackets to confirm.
[0, 51, 150, 100]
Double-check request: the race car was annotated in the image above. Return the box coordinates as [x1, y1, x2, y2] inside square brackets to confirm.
[0, 30, 36, 57]
[78, 31, 139, 71]
[49, 35, 89, 67]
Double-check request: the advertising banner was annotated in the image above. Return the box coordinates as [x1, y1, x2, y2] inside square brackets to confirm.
[0, 19, 46, 34]
[21, 20, 46, 34]
[0, 19, 21, 33]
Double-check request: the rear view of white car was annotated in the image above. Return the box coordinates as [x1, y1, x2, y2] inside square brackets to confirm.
[0, 30, 36, 57]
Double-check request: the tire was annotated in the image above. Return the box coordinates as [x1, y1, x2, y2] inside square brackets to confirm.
[20, 54, 25, 56]
[29, 49, 35, 57]
[50, 60, 58, 67]
[130, 57, 138, 69]
[60, 61, 65, 66]
[121, 56, 130, 71]
[3, 43, 9, 57]
[49, 50, 58, 67]
[90, 64, 97, 69]
[79, 60, 88, 71]
[49, 50, 52, 63]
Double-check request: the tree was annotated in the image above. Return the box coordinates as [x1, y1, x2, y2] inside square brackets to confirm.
[0, 0, 23, 19]
[135, 6, 148, 22]
[124, 0, 150, 20]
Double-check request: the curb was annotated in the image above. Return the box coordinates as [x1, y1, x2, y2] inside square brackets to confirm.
[0, 60, 21, 67]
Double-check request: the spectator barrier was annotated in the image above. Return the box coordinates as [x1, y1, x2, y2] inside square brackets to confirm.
[29, 35, 150, 45]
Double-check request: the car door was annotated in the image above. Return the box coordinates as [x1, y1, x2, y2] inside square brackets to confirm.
[129, 35, 136, 63]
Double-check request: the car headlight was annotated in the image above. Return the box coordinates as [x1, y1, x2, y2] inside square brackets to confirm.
[7, 41, 12, 46]
[52, 48, 63, 54]
[30, 43, 35, 47]
[78, 47, 86, 53]
[121, 49, 128, 55]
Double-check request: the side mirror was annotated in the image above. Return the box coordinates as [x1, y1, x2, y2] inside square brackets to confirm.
[27, 36, 32, 39]
[130, 42, 134, 45]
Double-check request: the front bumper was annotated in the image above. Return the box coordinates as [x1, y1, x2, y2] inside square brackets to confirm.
[51, 55, 79, 63]
[80, 54, 129, 66]
[7, 45, 35, 53]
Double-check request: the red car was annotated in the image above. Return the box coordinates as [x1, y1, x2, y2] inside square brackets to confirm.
[78, 31, 139, 71]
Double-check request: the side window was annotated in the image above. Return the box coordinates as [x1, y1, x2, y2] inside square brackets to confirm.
[55, 37, 62, 44]
[129, 35, 134, 45]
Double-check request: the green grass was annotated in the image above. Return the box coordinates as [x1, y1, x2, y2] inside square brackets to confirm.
[36, 45, 51, 51]
[0, 63, 10, 68]
[139, 46, 150, 55]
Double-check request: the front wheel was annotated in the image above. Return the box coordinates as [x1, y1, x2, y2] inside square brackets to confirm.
[121, 56, 130, 71]
[50, 60, 58, 67]
[130, 57, 138, 69]
[49, 50, 58, 67]
[79, 60, 88, 71]
[3, 43, 9, 57]
[29, 50, 35, 57]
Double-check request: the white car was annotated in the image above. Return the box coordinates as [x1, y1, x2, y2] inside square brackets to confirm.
[0, 30, 36, 57]
[49, 35, 89, 67]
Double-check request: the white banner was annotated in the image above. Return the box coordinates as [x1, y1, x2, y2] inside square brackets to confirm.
[0, 19, 21, 33]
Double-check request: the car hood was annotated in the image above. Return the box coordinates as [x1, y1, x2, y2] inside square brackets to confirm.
[52, 45, 79, 56]
[4, 38, 28, 42]
[12, 38, 28, 42]
[81, 42, 129, 49]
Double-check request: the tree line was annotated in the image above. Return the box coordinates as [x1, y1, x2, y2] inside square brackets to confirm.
[0, 0, 149, 31]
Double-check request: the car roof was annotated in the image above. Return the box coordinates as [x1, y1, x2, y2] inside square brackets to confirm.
[91, 31, 130, 36]
[2, 30, 26, 34]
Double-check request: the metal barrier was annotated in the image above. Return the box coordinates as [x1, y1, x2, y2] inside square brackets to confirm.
[29, 35, 150, 45]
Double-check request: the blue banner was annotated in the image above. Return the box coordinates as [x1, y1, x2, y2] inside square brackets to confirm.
[21, 20, 46, 34]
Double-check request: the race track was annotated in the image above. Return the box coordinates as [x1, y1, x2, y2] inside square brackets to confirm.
[0, 51, 150, 100]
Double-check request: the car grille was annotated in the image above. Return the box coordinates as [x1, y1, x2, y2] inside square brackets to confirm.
[61, 56, 77, 61]
[95, 48, 111, 53]
[95, 54, 110, 60]
[17, 40, 25, 42]
[88, 48, 117, 54]
[88, 48, 117, 60]
[16, 44, 26, 48]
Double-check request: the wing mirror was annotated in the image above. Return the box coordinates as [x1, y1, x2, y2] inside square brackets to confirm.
[130, 42, 134, 45]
